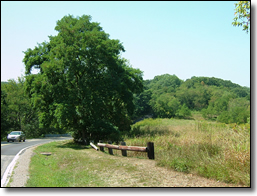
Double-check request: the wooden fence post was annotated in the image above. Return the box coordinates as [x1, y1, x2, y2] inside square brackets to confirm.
[147, 142, 154, 159]
[99, 140, 104, 152]
[120, 141, 127, 157]
[108, 141, 113, 155]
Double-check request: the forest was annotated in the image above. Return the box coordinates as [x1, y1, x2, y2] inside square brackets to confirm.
[133, 74, 250, 123]
[1, 74, 250, 141]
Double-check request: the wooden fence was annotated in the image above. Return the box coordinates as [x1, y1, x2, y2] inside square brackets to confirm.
[90, 141, 154, 159]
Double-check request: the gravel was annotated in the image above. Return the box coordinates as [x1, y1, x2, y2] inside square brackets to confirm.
[8, 146, 36, 187]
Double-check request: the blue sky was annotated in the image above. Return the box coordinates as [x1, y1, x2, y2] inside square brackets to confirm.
[1, 1, 250, 87]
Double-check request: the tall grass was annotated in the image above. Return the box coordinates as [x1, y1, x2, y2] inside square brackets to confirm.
[124, 118, 250, 186]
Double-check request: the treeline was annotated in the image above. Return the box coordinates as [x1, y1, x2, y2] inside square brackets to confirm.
[1, 78, 66, 140]
[1, 74, 250, 140]
[133, 74, 250, 124]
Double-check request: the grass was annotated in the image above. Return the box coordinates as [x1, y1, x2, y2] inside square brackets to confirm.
[124, 118, 250, 186]
[25, 117, 250, 187]
[26, 141, 105, 187]
[26, 140, 149, 187]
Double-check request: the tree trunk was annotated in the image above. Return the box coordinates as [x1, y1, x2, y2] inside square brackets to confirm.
[81, 130, 87, 145]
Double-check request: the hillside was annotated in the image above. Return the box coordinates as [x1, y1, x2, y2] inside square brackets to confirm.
[133, 74, 250, 124]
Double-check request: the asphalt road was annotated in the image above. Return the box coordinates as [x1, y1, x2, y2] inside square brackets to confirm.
[1, 137, 72, 179]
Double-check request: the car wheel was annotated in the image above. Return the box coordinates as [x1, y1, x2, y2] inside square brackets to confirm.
[7, 140, 9, 142]
[23, 139, 25, 142]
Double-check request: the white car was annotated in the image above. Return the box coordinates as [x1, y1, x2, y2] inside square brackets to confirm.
[7, 131, 26, 142]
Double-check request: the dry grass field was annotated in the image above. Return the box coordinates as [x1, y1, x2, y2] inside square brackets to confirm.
[123, 118, 250, 186]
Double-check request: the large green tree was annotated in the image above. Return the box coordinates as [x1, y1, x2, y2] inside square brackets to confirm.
[23, 15, 143, 143]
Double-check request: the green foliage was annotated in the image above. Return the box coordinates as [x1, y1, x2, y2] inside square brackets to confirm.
[2, 70, 248, 141]
[138, 74, 183, 119]
[232, 1, 250, 33]
[182, 76, 242, 89]
[132, 89, 153, 119]
[151, 93, 180, 118]
[217, 98, 250, 124]
[175, 87, 195, 110]
[169, 158, 192, 173]
[149, 74, 182, 94]
[133, 74, 249, 124]
[1, 79, 41, 139]
[1, 88, 9, 139]
[22, 14, 143, 143]
[176, 104, 191, 118]
[202, 88, 250, 124]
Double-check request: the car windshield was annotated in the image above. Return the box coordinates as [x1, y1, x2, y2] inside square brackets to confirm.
[9, 132, 21, 135]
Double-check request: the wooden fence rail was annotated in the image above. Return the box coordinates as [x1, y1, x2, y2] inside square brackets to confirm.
[94, 141, 154, 159]
[90, 142, 99, 151]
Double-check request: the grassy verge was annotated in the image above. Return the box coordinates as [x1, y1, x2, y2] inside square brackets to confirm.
[124, 118, 250, 186]
[26, 141, 105, 187]
[26, 140, 153, 187]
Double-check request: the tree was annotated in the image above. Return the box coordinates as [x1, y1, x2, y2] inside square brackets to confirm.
[133, 89, 153, 119]
[134, 74, 250, 123]
[232, 1, 250, 33]
[227, 98, 250, 124]
[1, 79, 27, 131]
[23, 15, 143, 143]
[1, 78, 40, 139]
[176, 104, 191, 118]
[150, 93, 180, 118]
[1, 88, 9, 140]
[149, 74, 182, 95]
[175, 87, 195, 109]
[192, 85, 210, 110]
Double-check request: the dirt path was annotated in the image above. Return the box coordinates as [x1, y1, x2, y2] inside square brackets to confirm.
[9, 145, 243, 187]
[83, 149, 242, 187]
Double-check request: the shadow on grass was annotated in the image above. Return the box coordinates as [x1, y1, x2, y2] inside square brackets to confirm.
[56, 140, 90, 150]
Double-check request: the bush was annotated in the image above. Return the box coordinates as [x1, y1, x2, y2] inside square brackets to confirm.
[217, 111, 232, 124]
[176, 104, 192, 118]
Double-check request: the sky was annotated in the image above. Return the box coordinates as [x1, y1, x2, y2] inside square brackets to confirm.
[1, 1, 251, 87]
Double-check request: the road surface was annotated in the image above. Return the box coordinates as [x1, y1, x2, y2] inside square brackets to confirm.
[1, 137, 72, 180]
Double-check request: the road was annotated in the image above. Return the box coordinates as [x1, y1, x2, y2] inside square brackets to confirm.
[1, 137, 72, 180]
